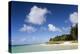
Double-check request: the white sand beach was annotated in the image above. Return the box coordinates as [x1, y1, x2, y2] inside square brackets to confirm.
[12, 41, 78, 53]
[40, 41, 78, 46]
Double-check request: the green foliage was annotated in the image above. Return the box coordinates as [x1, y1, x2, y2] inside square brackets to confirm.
[70, 24, 78, 40]
[49, 24, 78, 41]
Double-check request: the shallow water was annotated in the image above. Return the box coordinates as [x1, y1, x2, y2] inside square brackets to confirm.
[11, 44, 78, 53]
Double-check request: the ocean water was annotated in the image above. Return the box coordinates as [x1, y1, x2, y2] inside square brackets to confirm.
[11, 44, 78, 53]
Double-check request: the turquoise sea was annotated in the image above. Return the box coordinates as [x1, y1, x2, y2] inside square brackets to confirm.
[11, 44, 78, 53]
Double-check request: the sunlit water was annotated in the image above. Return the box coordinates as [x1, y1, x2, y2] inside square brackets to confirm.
[11, 44, 78, 53]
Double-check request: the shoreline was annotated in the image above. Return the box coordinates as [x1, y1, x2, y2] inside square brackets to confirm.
[40, 41, 78, 46]
[12, 41, 78, 47]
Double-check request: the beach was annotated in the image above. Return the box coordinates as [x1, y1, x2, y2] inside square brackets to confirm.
[11, 42, 78, 53]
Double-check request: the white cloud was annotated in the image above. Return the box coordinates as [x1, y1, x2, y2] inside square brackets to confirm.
[69, 12, 78, 27]
[48, 24, 62, 32]
[19, 24, 36, 33]
[26, 6, 49, 25]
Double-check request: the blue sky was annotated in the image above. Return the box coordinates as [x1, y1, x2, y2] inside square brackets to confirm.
[10, 1, 78, 45]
